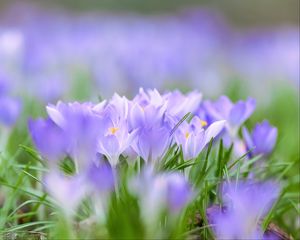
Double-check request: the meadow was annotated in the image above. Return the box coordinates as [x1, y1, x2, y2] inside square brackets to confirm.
[0, 3, 299, 240]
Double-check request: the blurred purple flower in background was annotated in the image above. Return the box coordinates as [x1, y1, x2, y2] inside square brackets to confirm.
[0, 72, 21, 127]
[243, 120, 278, 157]
[231, 28, 300, 87]
[0, 97, 21, 126]
[207, 181, 280, 240]
[0, 5, 298, 101]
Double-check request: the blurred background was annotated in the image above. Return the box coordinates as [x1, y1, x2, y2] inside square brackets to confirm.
[0, 0, 299, 100]
[0, 0, 299, 25]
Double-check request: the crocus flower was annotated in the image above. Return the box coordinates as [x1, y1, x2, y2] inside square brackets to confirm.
[132, 88, 165, 110]
[0, 97, 21, 126]
[29, 118, 66, 162]
[130, 167, 192, 225]
[129, 89, 172, 163]
[46, 101, 103, 170]
[106, 93, 130, 122]
[97, 110, 137, 167]
[167, 173, 193, 213]
[175, 116, 225, 159]
[163, 90, 202, 120]
[203, 96, 256, 137]
[44, 171, 85, 216]
[85, 161, 116, 220]
[30, 101, 106, 170]
[242, 120, 278, 157]
[207, 181, 279, 240]
[0, 73, 21, 126]
[85, 161, 115, 193]
[96, 95, 138, 167]
[0, 73, 11, 95]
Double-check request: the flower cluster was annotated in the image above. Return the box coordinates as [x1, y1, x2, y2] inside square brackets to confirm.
[29, 89, 229, 170]
[0, 3, 295, 239]
[207, 181, 280, 239]
[28, 89, 279, 238]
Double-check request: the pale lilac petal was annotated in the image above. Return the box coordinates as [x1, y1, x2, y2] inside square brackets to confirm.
[129, 103, 145, 129]
[167, 173, 192, 212]
[28, 118, 66, 161]
[86, 162, 115, 192]
[46, 103, 66, 128]
[242, 126, 254, 151]
[44, 172, 85, 215]
[229, 101, 247, 126]
[204, 120, 226, 145]
[99, 135, 120, 166]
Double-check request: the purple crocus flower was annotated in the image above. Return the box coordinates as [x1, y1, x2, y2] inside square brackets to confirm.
[163, 90, 202, 120]
[203, 96, 256, 137]
[30, 101, 105, 168]
[96, 95, 138, 167]
[83, 160, 116, 221]
[28, 118, 66, 162]
[129, 89, 172, 163]
[130, 167, 192, 225]
[107, 93, 130, 121]
[32, 101, 117, 217]
[46, 101, 103, 170]
[207, 181, 280, 240]
[44, 171, 85, 215]
[0, 73, 11, 95]
[175, 116, 225, 159]
[0, 97, 21, 126]
[132, 88, 165, 110]
[166, 173, 193, 213]
[85, 161, 115, 193]
[242, 120, 278, 156]
[45, 163, 115, 220]
[130, 122, 170, 164]
[97, 110, 137, 167]
[0, 73, 21, 126]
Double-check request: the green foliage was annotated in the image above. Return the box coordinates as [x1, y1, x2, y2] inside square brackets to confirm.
[0, 82, 299, 239]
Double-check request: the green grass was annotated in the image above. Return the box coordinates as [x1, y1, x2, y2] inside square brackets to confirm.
[0, 81, 299, 239]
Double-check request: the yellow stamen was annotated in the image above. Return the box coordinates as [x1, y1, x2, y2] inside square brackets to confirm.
[109, 127, 119, 135]
[199, 119, 208, 127]
[185, 132, 190, 139]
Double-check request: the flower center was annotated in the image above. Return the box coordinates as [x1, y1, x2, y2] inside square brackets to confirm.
[199, 119, 208, 127]
[185, 132, 190, 139]
[109, 127, 119, 135]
